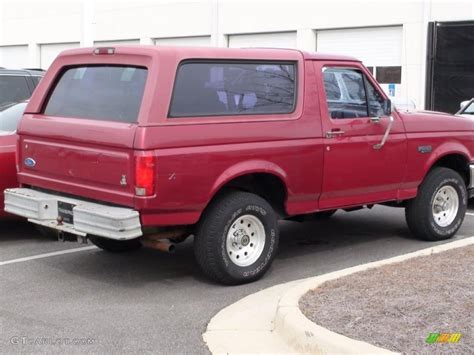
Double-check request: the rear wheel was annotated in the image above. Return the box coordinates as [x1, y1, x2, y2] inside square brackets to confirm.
[89, 236, 142, 252]
[405, 167, 467, 241]
[194, 191, 279, 285]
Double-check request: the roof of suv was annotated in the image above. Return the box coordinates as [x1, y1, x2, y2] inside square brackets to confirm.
[0, 68, 45, 76]
[59, 45, 360, 63]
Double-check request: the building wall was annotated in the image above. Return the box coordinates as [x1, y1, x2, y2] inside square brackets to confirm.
[1, 0, 473, 108]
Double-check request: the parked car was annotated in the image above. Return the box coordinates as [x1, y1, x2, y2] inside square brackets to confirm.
[0, 101, 28, 217]
[0, 69, 44, 108]
[4, 46, 474, 284]
[457, 98, 474, 117]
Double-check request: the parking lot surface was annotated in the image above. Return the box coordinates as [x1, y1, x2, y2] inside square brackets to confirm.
[1, 203, 473, 354]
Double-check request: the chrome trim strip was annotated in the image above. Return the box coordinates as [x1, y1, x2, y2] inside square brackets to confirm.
[469, 164, 474, 189]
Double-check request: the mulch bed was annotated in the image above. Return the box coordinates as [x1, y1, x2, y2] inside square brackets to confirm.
[299, 245, 473, 354]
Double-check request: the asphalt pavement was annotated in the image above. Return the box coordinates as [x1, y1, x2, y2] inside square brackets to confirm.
[1, 203, 473, 354]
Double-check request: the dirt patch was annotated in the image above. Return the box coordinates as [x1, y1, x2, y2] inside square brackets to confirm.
[300, 245, 473, 354]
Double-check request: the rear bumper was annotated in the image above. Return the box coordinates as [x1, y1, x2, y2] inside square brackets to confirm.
[4, 188, 142, 240]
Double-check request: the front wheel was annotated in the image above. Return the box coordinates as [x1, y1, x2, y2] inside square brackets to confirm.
[405, 167, 467, 241]
[89, 236, 142, 252]
[194, 191, 279, 285]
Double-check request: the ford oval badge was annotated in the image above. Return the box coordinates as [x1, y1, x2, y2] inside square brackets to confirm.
[24, 157, 36, 168]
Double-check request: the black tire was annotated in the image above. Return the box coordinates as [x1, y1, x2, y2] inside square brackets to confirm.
[194, 191, 279, 285]
[405, 167, 467, 241]
[89, 236, 142, 252]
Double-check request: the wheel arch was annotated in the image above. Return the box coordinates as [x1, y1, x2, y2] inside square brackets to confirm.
[205, 160, 289, 217]
[424, 148, 471, 187]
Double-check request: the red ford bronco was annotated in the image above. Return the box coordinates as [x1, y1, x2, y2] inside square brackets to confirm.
[4, 46, 474, 284]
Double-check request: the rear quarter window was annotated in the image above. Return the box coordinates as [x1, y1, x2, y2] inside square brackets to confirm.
[44, 66, 147, 123]
[0, 76, 31, 107]
[169, 61, 296, 118]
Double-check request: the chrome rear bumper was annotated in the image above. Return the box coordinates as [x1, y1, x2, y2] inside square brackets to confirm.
[4, 188, 142, 240]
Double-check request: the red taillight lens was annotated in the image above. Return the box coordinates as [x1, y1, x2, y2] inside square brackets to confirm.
[135, 153, 156, 196]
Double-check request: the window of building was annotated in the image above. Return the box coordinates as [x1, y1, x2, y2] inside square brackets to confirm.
[169, 61, 296, 117]
[375, 66, 401, 84]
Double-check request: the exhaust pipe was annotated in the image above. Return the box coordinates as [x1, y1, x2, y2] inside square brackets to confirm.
[141, 239, 176, 253]
[144, 227, 188, 242]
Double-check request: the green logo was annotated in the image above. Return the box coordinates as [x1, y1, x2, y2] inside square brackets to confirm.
[426, 333, 462, 344]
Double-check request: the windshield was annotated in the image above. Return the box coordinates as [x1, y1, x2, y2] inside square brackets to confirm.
[0, 102, 27, 132]
[460, 100, 474, 115]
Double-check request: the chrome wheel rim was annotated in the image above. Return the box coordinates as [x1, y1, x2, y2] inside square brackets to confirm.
[432, 185, 459, 227]
[226, 214, 265, 267]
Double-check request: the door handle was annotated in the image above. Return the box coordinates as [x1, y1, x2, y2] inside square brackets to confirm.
[326, 129, 345, 138]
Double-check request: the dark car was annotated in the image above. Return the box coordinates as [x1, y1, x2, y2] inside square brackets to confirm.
[0, 69, 44, 108]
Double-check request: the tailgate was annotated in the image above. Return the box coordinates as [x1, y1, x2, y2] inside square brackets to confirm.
[18, 119, 137, 207]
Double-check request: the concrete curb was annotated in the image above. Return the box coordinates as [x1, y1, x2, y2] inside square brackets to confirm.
[273, 236, 474, 354]
[204, 236, 474, 354]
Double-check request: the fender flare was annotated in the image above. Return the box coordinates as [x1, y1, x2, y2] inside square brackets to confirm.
[206, 159, 289, 208]
[421, 141, 471, 178]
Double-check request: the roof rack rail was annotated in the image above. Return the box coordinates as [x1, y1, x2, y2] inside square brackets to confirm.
[22, 68, 45, 72]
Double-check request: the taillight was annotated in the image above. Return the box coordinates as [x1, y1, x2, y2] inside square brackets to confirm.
[135, 152, 156, 196]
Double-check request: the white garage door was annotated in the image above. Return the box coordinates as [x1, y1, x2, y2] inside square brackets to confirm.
[317, 26, 402, 66]
[154, 36, 211, 47]
[228, 32, 297, 49]
[0, 45, 29, 69]
[40, 42, 80, 69]
[94, 39, 140, 47]
[317, 26, 403, 98]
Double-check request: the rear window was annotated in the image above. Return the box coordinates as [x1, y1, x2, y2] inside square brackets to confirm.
[169, 61, 296, 117]
[44, 66, 147, 122]
[0, 76, 31, 108]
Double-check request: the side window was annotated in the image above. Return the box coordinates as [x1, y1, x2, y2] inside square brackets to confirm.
[365, 77, 385, 117]
[322, 68, 368, 119]
[0, 76, 31, 107]
[31, 76, 43, 88]
[169, 61, 296, 117]
[322, 72, 341, 100]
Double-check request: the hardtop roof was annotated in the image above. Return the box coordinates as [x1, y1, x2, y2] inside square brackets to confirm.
[58, 45, 360, 62]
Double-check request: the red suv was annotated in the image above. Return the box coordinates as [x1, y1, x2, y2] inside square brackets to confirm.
[4, 46, 474, 284]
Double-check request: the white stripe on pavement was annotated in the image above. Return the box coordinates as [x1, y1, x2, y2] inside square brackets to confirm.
[467, 212, 474, 217]
[0, 246, 96, 266]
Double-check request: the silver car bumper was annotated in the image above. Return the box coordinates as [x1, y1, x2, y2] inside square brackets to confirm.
[470, 164, 474, 189]
[4, 188, 142, 240]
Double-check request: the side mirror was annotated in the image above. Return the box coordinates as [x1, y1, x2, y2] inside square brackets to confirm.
[383, 98, 392, 116]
